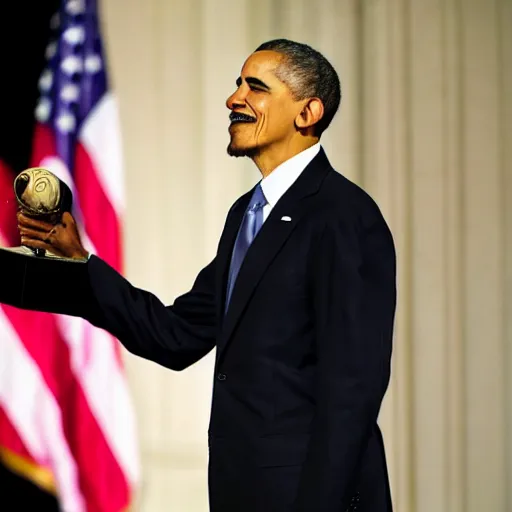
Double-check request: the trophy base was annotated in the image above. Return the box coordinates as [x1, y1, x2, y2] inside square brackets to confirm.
[0, 245, 87, 263]
[0, 245, 90, 315]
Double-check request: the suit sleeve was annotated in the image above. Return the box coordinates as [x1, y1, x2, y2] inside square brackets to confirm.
[78, 255, 217, 371]
[0, 253, 218, 371]
[294, 210, 396, 511]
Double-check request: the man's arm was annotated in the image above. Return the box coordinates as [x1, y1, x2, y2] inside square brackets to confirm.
[84, 255, 217, 371]
[10, 211, 217, 371]
[294, 210, 396, 511]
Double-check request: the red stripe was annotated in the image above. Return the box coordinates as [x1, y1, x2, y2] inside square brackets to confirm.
[73, 140, 123, 273]
[31, 123, 57, 169]
[30, 124, 72, 248]
[2, 305, 130, 512]
[72, 140, 125, 364]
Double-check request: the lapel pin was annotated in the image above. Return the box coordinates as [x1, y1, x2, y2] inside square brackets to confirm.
[281, 216, 292, 222]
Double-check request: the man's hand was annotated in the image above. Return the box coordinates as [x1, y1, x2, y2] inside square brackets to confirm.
[17, 211, 89, 260]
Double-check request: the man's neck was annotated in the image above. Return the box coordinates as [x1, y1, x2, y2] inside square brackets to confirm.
[252, 138, 319, 178]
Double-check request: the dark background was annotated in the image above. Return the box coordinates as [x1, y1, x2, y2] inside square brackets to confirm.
[0, 1, 61, 510]
[0, 1, 59, 172]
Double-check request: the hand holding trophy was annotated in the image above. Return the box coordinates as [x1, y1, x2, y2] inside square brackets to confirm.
[7, 167, 88, 261]
[0, 168, 91, 314]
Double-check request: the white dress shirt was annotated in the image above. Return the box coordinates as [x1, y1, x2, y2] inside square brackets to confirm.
[260, 143, 321, 222]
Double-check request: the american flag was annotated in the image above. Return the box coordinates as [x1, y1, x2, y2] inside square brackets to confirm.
[0, 1, 139, 510]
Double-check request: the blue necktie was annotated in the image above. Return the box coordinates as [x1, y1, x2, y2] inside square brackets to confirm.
[225, 184, 267, 311]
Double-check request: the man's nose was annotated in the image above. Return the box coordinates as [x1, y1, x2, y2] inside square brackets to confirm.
[226, 88, 246, 110]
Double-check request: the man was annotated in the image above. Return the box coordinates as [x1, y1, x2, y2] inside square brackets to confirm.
[14, 39, 396, 511]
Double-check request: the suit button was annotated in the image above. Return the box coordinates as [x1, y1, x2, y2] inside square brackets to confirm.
[217, 373, 227, 381]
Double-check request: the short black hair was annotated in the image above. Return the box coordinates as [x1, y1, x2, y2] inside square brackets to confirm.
[255, 39, 341, 136]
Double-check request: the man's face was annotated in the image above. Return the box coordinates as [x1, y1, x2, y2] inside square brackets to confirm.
[226, 50, 302, 158]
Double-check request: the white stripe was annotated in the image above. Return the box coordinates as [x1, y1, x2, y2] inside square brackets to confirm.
[0, 307, 86, 512]
[56, 315, 140, 485]
[79, 92, 125, 215]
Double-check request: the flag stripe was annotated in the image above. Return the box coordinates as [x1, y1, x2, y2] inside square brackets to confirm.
[56, 316, 139, 486]
[74, 137, 122, 271]
[79, 93, 125, 215]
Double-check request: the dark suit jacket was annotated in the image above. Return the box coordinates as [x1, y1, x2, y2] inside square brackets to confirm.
[1, 148, 396, 511]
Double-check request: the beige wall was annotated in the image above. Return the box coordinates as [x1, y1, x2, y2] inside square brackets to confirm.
[99, 0, 512, 510]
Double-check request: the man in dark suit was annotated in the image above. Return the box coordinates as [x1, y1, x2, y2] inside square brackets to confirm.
[14, 39, 396, 511]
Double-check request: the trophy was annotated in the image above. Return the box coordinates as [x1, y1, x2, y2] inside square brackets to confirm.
[1, 167, 78, 260]
[0, 168, 90, 313]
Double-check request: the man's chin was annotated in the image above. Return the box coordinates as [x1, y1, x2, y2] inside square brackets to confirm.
[227, 143, 259, 158]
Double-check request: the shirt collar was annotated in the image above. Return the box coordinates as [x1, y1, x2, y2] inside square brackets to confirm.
[260, 143, 322, 208]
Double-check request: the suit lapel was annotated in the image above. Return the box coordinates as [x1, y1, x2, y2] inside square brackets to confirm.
[216, 148, 332, 359]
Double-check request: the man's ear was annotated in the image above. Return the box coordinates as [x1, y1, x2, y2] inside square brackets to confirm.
[295, 98, 324, 131]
